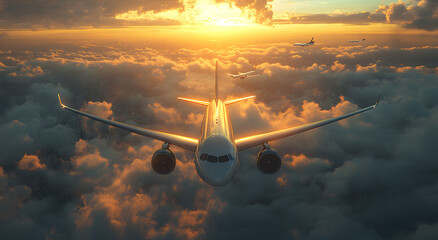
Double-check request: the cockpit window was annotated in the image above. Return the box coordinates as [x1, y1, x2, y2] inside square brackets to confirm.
[219, 155, 229, 162]
[207, 155, 218, 163]
[201, 153, 233, 163]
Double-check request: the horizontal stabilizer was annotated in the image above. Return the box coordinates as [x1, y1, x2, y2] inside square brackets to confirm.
[177, 97, 210, 106]
[224, 96, 256, 105]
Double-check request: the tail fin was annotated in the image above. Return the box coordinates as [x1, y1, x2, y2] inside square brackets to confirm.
[215, 60, 218, 102]
[310, 37, 314, 43]
[224, 95, 256, 105]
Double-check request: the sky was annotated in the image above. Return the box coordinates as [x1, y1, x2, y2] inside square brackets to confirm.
[1, 0, 438, 240]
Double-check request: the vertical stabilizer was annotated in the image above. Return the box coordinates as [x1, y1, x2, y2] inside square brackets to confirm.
[215, 60, 218, 102]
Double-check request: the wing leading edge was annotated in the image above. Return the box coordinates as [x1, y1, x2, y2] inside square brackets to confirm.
[58, 94, 198, 151]
[235, 96, 380, 151]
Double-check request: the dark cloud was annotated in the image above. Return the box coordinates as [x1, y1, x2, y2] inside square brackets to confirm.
[1, 40, 438, 240]
[397, 0, 438, 31]
[0, 0, 183, 28]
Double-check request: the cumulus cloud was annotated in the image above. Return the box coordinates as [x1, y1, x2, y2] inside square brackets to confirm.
[217, 0, 274, 25]
[0, 40, 438, 240]
[18, 154, 46, 171]
[387, 0, 438, 30]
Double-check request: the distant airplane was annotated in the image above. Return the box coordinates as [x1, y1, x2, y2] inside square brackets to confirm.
[58, 61, 380, 187]
[228, 67, 257, 79]
[348, 38, 366, 43]
[293, 37, 315, 47]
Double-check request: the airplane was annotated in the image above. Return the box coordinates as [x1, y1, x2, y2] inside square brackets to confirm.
[58, 61, 380, 187]
[227, 67, 257, 79]
[348, 39, 366, 43]
[293, 37, 315, 47]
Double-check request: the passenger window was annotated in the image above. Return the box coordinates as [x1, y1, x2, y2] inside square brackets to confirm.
[207, 155, 218, 163]
[219, 155, 229, 162]
[200, 153, 207, 160]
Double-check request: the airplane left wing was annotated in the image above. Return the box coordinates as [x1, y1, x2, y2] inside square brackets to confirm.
[235, 96, 380, 151]
[58, 94, 198, 151]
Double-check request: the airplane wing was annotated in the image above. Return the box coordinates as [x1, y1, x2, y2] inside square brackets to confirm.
[58, 94, 198, 151]
[235, 96, 380, 151]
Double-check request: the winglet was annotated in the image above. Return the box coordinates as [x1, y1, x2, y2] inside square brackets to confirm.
[58, 94, 66, 108]
[374, 94, 381, 108]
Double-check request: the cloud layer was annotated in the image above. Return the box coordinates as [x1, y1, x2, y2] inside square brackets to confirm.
[287, 0, 438, 31]
[0, 0, 437, 30]
[0, 40, 438, 239]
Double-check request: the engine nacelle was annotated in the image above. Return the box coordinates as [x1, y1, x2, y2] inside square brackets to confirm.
[257, 147, 281, 174]
[151, 148, 176, 175]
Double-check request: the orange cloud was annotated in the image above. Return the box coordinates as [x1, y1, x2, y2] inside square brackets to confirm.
[83, 101, 113, 119]
[18, 154, 46, 171]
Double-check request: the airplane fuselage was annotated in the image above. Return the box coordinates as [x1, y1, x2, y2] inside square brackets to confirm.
[229, 70, 255, 79]
[195, 99, 238, 186]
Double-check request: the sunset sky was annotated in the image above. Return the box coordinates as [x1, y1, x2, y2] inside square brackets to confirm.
[1, 0, 438, 240]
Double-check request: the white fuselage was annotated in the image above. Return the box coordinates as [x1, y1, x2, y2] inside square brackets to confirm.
[293, 41, 314, 47]
[195, 99, 238, 186]
[231, 70, 255, 79]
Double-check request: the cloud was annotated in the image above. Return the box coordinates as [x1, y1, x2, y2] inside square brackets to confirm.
[218, 0, 274, 25]
[0, 40, 438, 240]
[288, 11, 386, 25]
[0, 0, 276, 28]
[0, 0, 184, 28]
[285, 0, 438, 31]
[18, 154, 46, 171]
[389, 0, 438, 31]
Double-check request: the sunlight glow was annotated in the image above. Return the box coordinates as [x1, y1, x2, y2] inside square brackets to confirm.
[115, 0, 257, 27]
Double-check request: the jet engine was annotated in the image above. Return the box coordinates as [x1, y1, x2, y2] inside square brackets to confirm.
[257, 144, 281, 174]
[151, 145, 176, 175]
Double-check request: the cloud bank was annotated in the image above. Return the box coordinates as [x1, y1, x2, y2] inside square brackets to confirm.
[0, 0, 437, 30]
[287, 0, 438, 31]
[0, 41, 438, 239]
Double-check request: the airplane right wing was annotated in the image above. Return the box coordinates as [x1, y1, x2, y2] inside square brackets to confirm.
[58, 95, 198, 151]
[235, 96, 380, 151]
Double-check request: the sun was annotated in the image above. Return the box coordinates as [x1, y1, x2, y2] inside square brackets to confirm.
[115, 0, 257, 27]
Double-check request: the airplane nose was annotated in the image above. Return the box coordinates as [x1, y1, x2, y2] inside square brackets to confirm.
[198, 160, 236, 186]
